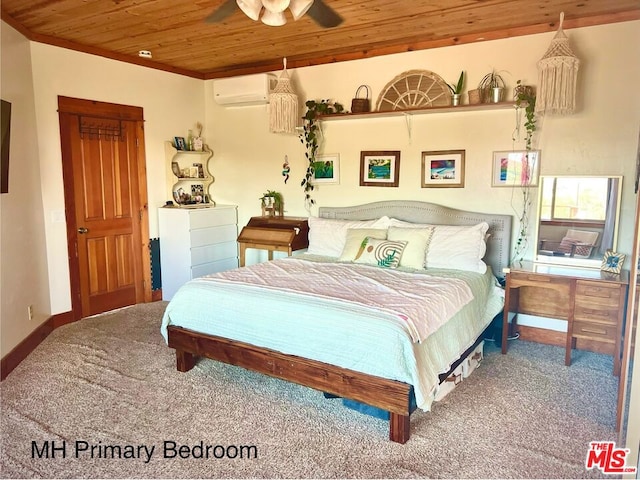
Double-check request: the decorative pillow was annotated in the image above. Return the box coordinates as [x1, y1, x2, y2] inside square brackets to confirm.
[353, 237, 407, 269]
[307, 216, 391, 257]
[426, 223, 489, 273]
[339, 228, 388, 261]
[387, 226, 435, 269]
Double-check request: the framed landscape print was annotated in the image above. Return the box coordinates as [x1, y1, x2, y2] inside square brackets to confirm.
[360, 151, 400, 187]
[492, 150, 540, 187]
[313, 154, 340, 184]
[421, 150, 465, 188]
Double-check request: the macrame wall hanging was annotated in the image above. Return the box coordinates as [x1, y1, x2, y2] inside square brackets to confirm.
[269, 58, 298, 134]
[535, 12, 580, 115]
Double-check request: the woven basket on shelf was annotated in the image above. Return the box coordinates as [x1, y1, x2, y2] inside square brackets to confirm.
[350, 85, 371, 113]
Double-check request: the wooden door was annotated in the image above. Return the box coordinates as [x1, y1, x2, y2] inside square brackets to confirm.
[58, 97, 151, 319]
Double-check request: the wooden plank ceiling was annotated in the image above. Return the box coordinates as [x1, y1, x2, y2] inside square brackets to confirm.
[1, 0, 639, 79]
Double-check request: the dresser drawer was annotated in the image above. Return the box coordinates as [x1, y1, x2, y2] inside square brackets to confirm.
[190, 224, 238, 247]
[191, 241, 238, 266]
[188, 207, 237, 229]
[572, 320, 617, 343]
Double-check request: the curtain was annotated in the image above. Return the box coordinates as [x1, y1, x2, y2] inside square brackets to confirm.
[600, 178, 619, 254]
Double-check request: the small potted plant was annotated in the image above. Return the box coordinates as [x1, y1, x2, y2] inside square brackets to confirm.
[447, 71, 465, 106]
[478, 70, 507, 103]
[260, 190, 283, 217]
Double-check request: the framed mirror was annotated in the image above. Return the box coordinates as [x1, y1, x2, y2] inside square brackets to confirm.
[535, 175, 623, 268]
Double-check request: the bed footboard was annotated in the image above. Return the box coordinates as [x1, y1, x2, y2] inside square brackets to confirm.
[167, 325, 413, 443]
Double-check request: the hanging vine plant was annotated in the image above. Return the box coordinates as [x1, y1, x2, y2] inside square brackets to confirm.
[299, 99, 344, 206]
[511, 80, 538, 263]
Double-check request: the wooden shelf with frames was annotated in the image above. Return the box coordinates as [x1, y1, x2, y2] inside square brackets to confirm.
[165, 141, 214, 207]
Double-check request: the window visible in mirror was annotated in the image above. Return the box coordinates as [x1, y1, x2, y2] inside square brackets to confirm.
[540, 177, 608, 221]
[536, 176, 622, 268]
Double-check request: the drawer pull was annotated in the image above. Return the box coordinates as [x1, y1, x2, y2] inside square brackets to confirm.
[579, 326, 607, 335]
[527, 275, 550, 282]
[581, 309, 610, 318]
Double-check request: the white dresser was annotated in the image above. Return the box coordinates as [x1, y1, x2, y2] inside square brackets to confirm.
[158, 205, 238, 300]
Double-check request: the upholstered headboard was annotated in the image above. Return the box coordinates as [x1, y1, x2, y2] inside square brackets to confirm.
[318, 200, 512, 278]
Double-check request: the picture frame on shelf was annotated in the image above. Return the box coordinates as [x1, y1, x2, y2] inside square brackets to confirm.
[491, 150, 540, 187]
[312, 154, 340, 184]
[193, 162, 205, 178]
[360, 151, 400, 187]
[421, 150, 465, 188]
[174, 136, 186, 151]
[191, 184, 205, 203]
[601, 250, 626, 274]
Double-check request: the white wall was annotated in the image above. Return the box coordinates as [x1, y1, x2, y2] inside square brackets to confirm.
[29, 42, 206, 316]
[0, 23, 52, 356]
[206, 21, 640, 267]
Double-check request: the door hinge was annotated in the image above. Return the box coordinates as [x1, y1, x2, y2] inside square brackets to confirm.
[136, 137, 139, 147]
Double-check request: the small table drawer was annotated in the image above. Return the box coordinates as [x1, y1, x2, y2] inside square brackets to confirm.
[572, 320, 617, 343]
[574, 302, 619, 324]
[509, 272, 571, 291]
[576, 280, 622, 303]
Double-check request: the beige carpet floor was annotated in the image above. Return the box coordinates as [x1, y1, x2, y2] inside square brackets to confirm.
[0, 301, 619, 478]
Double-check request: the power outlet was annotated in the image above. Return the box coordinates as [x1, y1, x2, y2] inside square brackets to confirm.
[27, 305, 34, 321]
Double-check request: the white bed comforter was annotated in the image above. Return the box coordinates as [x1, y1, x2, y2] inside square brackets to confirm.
[161, 255, 503, 410]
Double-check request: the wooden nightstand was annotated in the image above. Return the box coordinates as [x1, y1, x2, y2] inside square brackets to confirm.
[237, 216, 309, 267]
[502, 261, 629, 376]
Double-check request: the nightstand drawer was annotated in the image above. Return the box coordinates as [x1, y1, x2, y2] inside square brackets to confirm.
[572, 320, 617, 343]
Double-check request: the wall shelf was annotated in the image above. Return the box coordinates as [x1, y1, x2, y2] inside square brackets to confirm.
[319, 101, 517, 121]
[315, 101, 517, 142]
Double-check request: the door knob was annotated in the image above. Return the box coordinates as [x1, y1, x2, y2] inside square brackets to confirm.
[78, 227, 89, 234]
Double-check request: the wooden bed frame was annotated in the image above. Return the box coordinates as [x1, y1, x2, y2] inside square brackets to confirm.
[167, 200, 512, 443]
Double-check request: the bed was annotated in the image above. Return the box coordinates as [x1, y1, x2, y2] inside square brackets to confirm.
[162, 200, 512, 443]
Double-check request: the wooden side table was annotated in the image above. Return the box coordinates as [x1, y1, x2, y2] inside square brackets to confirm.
[502, 261, 628, 376]
[237, 216, 309, 267]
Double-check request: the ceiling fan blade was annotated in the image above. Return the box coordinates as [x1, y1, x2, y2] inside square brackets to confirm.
[306, 0, 343, 28]
[205, 0, 238, 23]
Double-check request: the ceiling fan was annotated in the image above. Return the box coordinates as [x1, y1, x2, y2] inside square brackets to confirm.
[206, 0, 343, 28]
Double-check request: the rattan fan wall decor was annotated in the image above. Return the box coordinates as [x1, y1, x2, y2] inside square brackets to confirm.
[376, 70, 452, 111]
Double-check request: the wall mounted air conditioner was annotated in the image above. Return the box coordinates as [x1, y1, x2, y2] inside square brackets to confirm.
[213, 73, 277, 106]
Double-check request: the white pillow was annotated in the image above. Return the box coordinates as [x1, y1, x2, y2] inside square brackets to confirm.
[426, 223, 489, 273]
[353, 237, 407, 269]
[387, 226, 434, 269]
[388, 219, 489, 273]
[307, 216, 391, 257]
[339, 228, 388, 262]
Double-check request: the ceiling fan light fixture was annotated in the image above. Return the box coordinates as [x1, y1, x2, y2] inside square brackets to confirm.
[262, 0, 290, 13]
[289, 0, 313, 20]
[261, 9, 287, 26]
[236, 0, 262, 21]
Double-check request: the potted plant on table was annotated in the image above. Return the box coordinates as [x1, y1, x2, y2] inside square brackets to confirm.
[260, 190, 284, 217]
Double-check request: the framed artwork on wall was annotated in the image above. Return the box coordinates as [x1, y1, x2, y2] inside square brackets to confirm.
[360, 151, 400, 187]
[313, 154, 340, 184]
[492, 150, 540, 187]
[421, 150, 465, 188]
